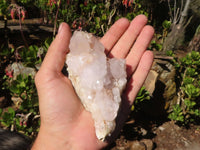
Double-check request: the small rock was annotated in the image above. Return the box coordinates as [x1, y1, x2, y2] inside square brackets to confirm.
[11, 97, 23, 108]
[115, 136, 128, 150]
[11, 62, 36, 80]
[129, 141, 146, 150]
[158, 126, 165, 131]
[140, 128, 147, 136]
[144, 70, 158, 96]
[141, 139, 154, 150]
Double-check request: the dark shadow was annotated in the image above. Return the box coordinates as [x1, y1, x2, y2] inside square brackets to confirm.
[0, 128, 31, 150]
[0, 89, 12, 108]
[104, 77, 169, 149]
[104, 74, 134, 143]
[0, 23, 53, 48]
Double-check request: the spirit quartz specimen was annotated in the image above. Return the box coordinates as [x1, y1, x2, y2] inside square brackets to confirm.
[66, 31, 127, 141]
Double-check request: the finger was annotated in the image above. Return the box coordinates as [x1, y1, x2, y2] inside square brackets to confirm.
[108, 15, 148, 58]
[41, 23, 72, 73]
[124, 51, 154, 104]
[107, 51, 153, 142]
[100, 18, 130, 54]
[126, 25, 154, 78]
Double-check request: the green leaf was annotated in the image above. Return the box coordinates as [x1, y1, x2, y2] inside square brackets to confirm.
[162, 20, 171, 29]
[168, 105, 184, 122]
[166, 50, 174, 56]
[184, 99, 196, 108]
[194, 109, 200, 116]
[27, 127, 33, 133]
[19, 81, 26, 88]
[11, 48, 15, 53]
[7, 108, 15, 117]
[101, 14, 107, 20]
[10, 85, 20, 94]
[95, 17, 100, 28]
[184, 84, 200, 98]
[186, 68, 198, 77]
[17, 74, 24, 82]
[183, 77, 194, 85]
[190, 51, 200, 61]
[136, 87, 150, 101]
[0, 109, 3, 116]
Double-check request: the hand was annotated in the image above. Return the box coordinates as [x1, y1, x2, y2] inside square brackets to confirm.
[32, 15, 154, 150]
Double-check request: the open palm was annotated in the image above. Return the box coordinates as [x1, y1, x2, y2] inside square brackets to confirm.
[32, 15, 154, 150]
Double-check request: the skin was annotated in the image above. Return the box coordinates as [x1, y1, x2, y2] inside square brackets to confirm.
[31, 15, 154, 150]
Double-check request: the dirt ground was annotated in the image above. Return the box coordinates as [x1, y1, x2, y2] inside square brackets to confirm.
[153, 121, 200, 150]
[106, 116, 200, 150]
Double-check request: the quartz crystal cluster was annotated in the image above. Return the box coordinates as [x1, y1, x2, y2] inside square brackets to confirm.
[66, 31, 127, 141]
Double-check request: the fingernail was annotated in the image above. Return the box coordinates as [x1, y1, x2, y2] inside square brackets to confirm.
[58, 23, 63, 34]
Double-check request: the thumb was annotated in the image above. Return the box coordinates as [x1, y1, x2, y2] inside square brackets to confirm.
[41, 23, 72, 73]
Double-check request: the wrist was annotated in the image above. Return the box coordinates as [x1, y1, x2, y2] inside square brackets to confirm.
[31, 126, 72, 150]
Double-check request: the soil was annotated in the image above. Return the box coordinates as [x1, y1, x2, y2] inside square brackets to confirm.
[105, 112, 200, 150]
[1, 19, 200, 150]
[153, 122, 200, 150]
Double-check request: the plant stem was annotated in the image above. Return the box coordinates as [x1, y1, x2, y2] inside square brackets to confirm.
[53, 0, 61, 37]
[18, 7, 29, 49]
[179, 0, 191, 24]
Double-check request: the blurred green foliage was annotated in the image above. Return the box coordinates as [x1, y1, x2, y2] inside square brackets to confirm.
[0, 0, 9, 16]
[0, 39, 51, 138]
[132, 87, 150, 112]
[168, 51, 200, 125]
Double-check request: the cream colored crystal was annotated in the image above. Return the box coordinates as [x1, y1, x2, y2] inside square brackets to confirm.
[66, 31, 127, 141]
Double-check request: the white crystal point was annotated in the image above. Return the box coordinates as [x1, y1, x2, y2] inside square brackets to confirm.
[66, 31, 127, 141]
